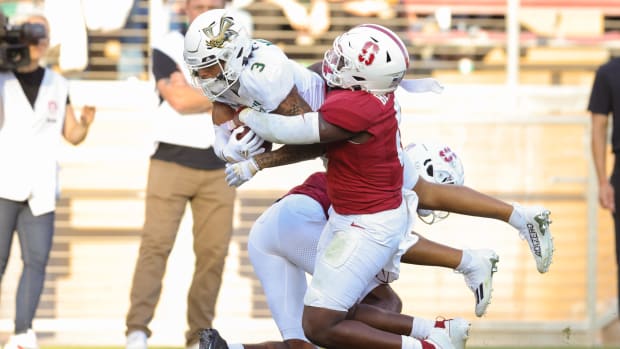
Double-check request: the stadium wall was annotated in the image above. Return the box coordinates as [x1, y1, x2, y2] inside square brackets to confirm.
[0, 80, 616, 347]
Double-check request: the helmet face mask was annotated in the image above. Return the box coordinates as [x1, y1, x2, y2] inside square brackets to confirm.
[321, 24, 410, 95]
[184, 9, 252, 99]
[190, 60, 236, 99]
[406, 142, 465, 225]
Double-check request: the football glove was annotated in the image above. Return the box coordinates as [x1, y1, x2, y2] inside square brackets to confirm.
[225, 157, 260, 187]
[213, 122, 234, 161]
[222, 127, 266, 163]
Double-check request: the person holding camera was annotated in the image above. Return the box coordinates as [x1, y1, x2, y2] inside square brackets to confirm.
[0, 14, 95, 349]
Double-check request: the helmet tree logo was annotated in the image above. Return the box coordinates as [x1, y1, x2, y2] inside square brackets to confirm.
[358, 41, 379, 66]
[202, 16, 235, 48]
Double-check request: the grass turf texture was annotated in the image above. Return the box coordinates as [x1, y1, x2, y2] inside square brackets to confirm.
[40, 347, 620, 349]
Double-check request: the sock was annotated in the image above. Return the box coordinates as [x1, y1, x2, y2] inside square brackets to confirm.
[229, 343, 244, 349]
[402, 335, 422, 349]
[434, 318, 446, 328]
[410, 317, 434, 339]
[508, 203, 527, 231]
[421, 340, 437, 349]
[455, 249, 474, 274]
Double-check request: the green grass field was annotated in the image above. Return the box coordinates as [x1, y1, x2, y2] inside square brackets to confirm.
[39, 347, 620, 349]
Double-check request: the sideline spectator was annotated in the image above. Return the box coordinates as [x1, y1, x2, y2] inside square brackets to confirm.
[0, 14, 95, 349]
[589, 56, 620, 318]
[123, 1, 248, 348]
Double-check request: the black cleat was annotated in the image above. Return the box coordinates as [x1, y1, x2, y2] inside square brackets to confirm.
[199, 328, 229, 349]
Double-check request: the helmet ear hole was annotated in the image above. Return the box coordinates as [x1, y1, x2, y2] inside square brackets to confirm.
[423, 159, 434, 178]
[426, 165, 434, 178]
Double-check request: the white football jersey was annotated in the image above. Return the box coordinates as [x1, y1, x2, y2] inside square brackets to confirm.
[215, 40, 325, 112]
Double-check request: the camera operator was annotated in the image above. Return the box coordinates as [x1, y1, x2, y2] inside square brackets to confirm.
[0, 14, 96, 349]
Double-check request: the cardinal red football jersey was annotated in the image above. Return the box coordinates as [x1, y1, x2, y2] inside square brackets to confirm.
[320, 89, 403, 214]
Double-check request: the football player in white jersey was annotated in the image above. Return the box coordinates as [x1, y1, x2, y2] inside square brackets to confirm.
[183, 9, 552, 276]
[200, 143, 490, 349]
[185, 6, 552, 338]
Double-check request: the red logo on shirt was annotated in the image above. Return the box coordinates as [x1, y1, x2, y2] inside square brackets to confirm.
[48, 101, 58, 114]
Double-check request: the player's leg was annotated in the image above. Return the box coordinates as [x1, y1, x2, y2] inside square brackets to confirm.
[413, 178, 553, 273]
[248, 195, 324, 343]
[302, 205, 454, 349]
[399, 233, 498, 317]
[200, 194, 325, 349]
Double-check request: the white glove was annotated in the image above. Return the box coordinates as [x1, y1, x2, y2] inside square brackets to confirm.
[222, 127, 266, 163]
[225, 157, 260, 187]
[213, 123, 233, 161]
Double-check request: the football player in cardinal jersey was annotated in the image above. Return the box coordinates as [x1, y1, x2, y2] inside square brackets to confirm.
[185, 14, 554, 349]
[199, 143, 492, 349]
[231, 23, 452, 349]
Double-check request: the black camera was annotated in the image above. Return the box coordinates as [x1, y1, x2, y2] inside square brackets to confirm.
[0, 12, 47, 71]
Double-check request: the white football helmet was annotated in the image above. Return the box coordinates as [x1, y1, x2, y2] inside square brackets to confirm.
[406, 142, 465, 224]
[184, 9, 253, 99]
[322, 24, 410, 95]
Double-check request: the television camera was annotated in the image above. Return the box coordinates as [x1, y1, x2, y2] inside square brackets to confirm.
[0, 11, 47, 71]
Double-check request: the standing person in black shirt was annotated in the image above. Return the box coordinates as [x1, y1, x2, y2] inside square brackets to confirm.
[124, 1, 243, 348]
[589, 57, 620, 318]
[0, 14, 95, 349]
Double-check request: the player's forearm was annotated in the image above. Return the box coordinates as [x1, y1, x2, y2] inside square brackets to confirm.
[253, 144, 324, 170]
[239, 109, 320, 144]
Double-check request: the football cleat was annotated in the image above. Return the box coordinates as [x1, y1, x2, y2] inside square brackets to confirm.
[199, 328, 229, 349]
[518, 205, 554, 273]
[460, 249, 499, 317]
[424, 327, 456, 349]
[435, 317, 470, 349]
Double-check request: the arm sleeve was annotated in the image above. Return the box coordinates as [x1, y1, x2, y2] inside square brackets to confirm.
[152, 48, 179, 82]
[239, 109, 320, 144]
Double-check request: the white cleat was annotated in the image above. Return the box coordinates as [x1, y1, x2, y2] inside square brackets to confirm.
[435, 317, 470, 349]
[424, 328, 456, 349]
[461, 249, 499, 317]
[518, 205, 554, 273]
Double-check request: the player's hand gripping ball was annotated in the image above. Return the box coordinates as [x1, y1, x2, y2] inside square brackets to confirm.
[234, 125, 272, 152]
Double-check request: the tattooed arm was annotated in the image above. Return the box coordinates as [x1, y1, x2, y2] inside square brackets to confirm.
[254, 143, 325, 170]
[272, 86, 313, 115]
[224, 143, 325, 187]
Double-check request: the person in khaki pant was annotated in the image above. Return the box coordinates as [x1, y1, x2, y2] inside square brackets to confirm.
[124, 0, 241, 348]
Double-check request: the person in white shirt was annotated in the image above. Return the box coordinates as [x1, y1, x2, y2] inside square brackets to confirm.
[123, 1, 251, 349]
[0, 14, 95, 349]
